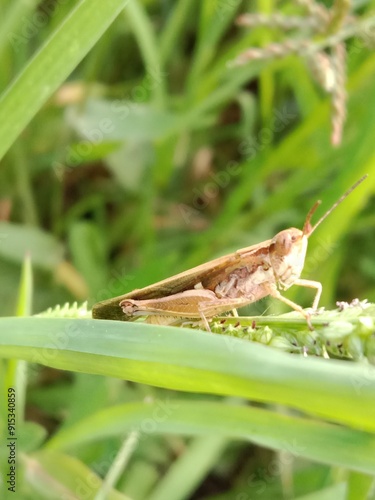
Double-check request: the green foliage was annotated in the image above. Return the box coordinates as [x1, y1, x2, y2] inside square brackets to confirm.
[1, 0, 375, 498]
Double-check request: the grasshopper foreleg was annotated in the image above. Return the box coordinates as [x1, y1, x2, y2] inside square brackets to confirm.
[268, 278, 323, 330]
[268, 286, 314, 330]
[293, 279, 322, 311]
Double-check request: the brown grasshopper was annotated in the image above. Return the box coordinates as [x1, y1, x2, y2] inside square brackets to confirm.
[92, 176, 367, 330]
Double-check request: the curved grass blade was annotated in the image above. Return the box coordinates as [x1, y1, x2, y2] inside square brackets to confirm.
[0, 0, 128, 161]
[0, 318, 375, 431]
[44, 400, 375, 475]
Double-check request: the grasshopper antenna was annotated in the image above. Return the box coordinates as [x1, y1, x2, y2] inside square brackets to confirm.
[303, 174, 368, 237]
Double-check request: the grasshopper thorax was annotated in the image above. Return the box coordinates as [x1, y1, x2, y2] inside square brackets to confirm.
[269, 228, 308, 289]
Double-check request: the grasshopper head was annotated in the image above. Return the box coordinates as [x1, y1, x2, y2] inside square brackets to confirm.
[269, 200, 321, 288]
[268, 175, 368, 290]
[269, 228, 308, 289]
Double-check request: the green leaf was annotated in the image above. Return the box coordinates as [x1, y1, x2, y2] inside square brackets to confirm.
[67, 99, 180, 141]
[296, 483, 347, 500]
[24, 451, 130, 500]
[0, 222, 64, 269]
[346, 471, 374, 500]
[68, 221, 108, 294]
[147, 435, 229, 500]
[0, 318, 375, 432]
[106, 141, 154, 191]
[44, 400, 375, 475]
[0, 0, 128, 161]
[125, 0, 166, 106]
[188, 0, 242, 91]
[19, 422, 47, 453]
[16, 253, 33, 316]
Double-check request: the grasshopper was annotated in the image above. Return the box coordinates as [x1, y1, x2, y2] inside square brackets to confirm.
[92, 176, 367, 330]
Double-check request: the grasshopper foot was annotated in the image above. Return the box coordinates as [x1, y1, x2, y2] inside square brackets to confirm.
[305, 312, 314, 331]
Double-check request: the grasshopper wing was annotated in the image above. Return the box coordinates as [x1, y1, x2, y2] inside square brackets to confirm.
[92, 240, 271, 320]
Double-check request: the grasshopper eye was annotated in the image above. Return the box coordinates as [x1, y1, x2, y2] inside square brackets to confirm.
[274, 231, 293, 256]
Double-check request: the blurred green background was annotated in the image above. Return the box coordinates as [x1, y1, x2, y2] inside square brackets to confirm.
[0, 0, 374, 319]
[1, 0, 375, 498]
